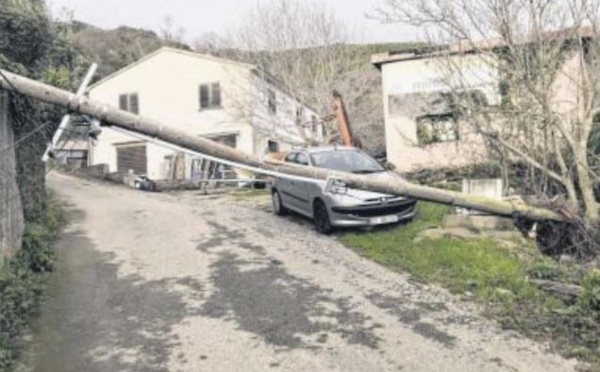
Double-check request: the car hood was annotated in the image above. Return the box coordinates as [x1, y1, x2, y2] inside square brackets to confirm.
[343, 172, 407, 201]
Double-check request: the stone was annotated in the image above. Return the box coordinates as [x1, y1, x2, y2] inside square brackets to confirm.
[443, 214, 515, 231]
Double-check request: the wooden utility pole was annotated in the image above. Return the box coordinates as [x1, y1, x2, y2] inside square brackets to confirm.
[0, 69, 564, 221]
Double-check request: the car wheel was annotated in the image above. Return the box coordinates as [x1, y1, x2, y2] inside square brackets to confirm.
[272, 190, 286, 216]
[313, 199, 333, 234]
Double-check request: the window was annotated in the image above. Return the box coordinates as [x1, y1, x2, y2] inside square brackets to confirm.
[119, 93, 140, 114]
[268, 89, 277, 115]
[310, 150, 385, 174]
[268, 140, 280, 153]
[129, 94, 139, 114]
[296, 153, 309, 166]
[416, 113, 459, 146]
[295, 107, 304, 125]
[199, 82, 222, 110]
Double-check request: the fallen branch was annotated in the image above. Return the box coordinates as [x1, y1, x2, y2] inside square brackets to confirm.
[531, 279, 583, 303]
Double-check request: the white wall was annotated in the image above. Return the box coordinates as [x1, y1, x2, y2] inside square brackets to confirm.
[247, 73, 321, 157]
[89, 48, 317, 179]
[381, 53, 500, 172]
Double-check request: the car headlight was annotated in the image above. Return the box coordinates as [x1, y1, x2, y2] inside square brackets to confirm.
[324, 177, 348, 195]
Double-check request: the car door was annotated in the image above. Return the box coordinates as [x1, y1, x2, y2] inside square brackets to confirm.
[290, 152, 313, 215]
[278, 152, 297, 209]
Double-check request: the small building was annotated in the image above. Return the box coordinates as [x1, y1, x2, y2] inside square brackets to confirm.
[88, 47, 321, 180]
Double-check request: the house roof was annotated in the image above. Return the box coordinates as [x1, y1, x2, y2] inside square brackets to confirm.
[87, 46, 320, 113]
[372, 26, 595, 68]
[89, 47, 257, 89]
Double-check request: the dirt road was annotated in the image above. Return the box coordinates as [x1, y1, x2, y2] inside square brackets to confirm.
[30, 172, 577, 372]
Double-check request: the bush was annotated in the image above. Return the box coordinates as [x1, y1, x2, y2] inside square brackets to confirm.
[0, 193, 64, 370]
[527, 261, 565, 281]
[578, 270, 600, 317]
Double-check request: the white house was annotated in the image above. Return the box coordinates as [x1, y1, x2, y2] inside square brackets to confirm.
[88, 47, 320, 180]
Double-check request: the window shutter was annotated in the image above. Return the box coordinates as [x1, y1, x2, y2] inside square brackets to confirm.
[268, 89, 277, 114]
[119, 94, 128, 111]
[295, 107, 304, 124]
[211, 83, 221, 108]
[129, 94, 139, 114]
[199, 84, 209, 109]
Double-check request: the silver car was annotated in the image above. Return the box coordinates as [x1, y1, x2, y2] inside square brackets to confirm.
[271, 146, 417, 233]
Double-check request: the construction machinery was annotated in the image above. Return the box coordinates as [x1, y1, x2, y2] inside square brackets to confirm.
[331, 90, 362, 149]
[266, 90, 362, 163]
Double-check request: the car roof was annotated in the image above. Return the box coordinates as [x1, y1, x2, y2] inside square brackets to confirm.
[296, 146, 359, 154]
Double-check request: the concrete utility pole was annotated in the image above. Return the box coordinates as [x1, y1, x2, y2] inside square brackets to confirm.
[0, 69, 564, 221]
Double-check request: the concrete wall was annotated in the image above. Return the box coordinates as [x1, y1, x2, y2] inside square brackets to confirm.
[380, 51, 586, 173]
[381, 54, 499, 172]
[89, 48, 316, 180]
[0, 92, 24, 265]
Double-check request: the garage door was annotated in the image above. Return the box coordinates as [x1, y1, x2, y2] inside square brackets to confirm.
[116, 143, 147, 174]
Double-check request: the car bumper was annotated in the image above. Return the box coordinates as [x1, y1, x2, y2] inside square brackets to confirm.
[329, 200, 418, 227]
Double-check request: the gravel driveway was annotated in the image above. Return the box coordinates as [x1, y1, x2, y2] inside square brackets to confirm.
[29, 172, 577, 372]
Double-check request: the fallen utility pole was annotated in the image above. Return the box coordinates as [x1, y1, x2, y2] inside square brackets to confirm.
[0, 69, 564, 221]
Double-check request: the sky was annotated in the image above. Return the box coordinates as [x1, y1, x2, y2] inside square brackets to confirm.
[46, 0, 418, 44]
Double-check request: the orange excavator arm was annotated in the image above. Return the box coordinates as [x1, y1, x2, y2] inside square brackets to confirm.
[332, 90, 362, 149]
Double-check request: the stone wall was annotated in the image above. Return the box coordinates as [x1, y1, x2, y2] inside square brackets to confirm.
[0, 91, 24, 265]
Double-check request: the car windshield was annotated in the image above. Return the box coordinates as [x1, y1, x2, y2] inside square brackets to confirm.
[309, 150, 386, 174]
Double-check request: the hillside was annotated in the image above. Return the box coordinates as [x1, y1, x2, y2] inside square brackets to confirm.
[70, 21, 190, 79]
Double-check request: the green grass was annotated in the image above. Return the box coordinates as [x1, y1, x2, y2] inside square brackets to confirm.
[342, 202, 600, 365]
[344, 203, 538, 300]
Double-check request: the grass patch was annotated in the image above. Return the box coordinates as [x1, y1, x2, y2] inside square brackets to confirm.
[342, 202, 600, 366]
[0, 192, 65, 371]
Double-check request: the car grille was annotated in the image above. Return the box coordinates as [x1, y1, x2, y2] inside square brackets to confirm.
[332, 199, 417, 218]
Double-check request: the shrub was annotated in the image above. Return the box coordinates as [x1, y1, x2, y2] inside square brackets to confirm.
[0, 193, 64, 370]
[578, 270, 600, 317]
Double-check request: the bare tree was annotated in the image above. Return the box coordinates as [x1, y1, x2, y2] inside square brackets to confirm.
[195, 0, 378, 148]
[160, 15, 186, 44]
[375, 0, 600, 229]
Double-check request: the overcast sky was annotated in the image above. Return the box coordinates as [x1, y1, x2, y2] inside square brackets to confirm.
[46, 0, 418, 44]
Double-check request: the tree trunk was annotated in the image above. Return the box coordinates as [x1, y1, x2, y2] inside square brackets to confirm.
[574, 147, 600, 225]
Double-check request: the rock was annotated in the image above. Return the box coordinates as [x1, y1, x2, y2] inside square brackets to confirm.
[495, 288, 515, 299]
[413, 227, 479, 243]
[575, 362, 594, 372]
[413, 227, 528, 251]
[531, 280, 583, 303]
[559, 254, 576, 264]
[443, 214, 515, 231]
